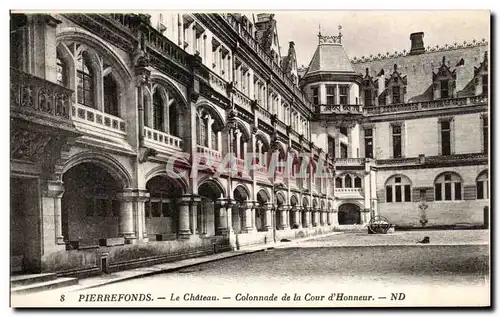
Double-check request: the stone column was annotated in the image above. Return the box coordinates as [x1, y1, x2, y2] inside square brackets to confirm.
[362, 208, 371, 225]
[117, 192, 136, 244]
[178, 196, 192, 239]
[302, 208, 309, 228]
[321, 210, 326, 226]
[42, 180, 65, 245]
[215, 198, 228, 235]
[277, 205, 288, 230]
[327, 210, 332, 226]
[226, 199, 235, 234]
[292, 206, 301, 229]
[190, 196, 201, 235]
[242, 201, 255, 233]
[311, 208, 317, 227]
[262, 203, 273, 231]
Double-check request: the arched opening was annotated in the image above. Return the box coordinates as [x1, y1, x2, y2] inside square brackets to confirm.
[145, 175, 185, 240]
[198, 180, 224, 237]
[338, 203, 361, 225]
[434, 172, 462, 201]
[302, 197, 309, 228]
[196, 106, 224, 152]
[169, 102, 179, 137]
[256, 189, 270, 231]
[153, 89, 165, 131]
[275, 191, 286, 229]
[476, 170, 488, 200]
[103, 73, 118, 116]
[232, 185, 249, 233]
[62, 162, 122, 246]
[290, 195, 298, 228]
[76, 52, 95, 108]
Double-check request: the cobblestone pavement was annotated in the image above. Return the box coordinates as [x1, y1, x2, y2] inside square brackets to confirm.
[296, 229, 490, 247]
[12, 230, 490, 307]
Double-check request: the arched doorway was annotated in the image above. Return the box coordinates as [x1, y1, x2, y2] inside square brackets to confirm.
[198, 180, 225, 236]
[62, 162, 122, 246]
[145, 175, 184, 240]
[338, 203, 361, 225]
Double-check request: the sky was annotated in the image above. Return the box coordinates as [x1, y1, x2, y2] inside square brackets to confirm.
[257, 11, 491, 68]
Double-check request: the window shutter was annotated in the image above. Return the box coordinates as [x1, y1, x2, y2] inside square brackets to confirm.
[426, 188, 435, 202]
[412, 188, 421, 202]
[464, 185, 476, 200]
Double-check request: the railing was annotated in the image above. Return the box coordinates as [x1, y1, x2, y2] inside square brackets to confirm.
[221, 13, 313, 111]
[208, 71, 228, 98]
[72, 104, 126, 134]
[425, 153, 488, 162]
[334, 158, 365, 165]
[334, 188, 363, 193]
[106, 14, 190, 70]
[144, 126, 182, 148]
[364, 96, 488, 115]
[319, 104, 363, 114]
[10, 68, 72, 120]
[233, 88, 252, 112]
[376, 157, 421, 165]
[197, 145, 222, 161]
[257, 105, 272, 125]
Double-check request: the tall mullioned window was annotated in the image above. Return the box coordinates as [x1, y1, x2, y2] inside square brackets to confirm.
[434, 172, 462, 201]
[312, 87, 319, 105]
[339, 86, 349, 105]
[328, 136, 335, 159]
[153, 91, 164, 131]
[476, 171, 488, 200]
[441, 120, 451, 155]
[385, 175, 412, 203]
[364, 128, 373, 159]
[483, 116, 488, 154]
[77, 54, 94, 107]
[392, 124, 402, 158]
[326, 85, 335, 105]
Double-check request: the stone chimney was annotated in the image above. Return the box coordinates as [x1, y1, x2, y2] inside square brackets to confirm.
[410, 32, 425, 55]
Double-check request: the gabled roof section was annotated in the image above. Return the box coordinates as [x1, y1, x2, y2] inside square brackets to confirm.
[433, 56, 457, 81]
[304, 33, 356, 76]
[474, 51, 488, 76]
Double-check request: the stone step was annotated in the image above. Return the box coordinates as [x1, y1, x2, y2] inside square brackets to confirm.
[10, 273, 57, 287]
[11, 277, 78, 295]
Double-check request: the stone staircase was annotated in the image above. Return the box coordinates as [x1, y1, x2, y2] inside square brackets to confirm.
[10, 273, 79, 295]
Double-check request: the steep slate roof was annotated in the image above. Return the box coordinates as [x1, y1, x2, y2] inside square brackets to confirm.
[305, 42, 356, 75]
[352, 42, 488, 101]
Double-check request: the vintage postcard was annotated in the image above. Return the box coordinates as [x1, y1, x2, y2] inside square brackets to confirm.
[9, 10, 490, 308]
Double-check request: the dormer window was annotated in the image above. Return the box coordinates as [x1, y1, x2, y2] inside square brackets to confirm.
[392, 86, 401, 104]
[440, 79, 449, 99]
[482, 74, 488, 96]
[433, 56, 456, 100]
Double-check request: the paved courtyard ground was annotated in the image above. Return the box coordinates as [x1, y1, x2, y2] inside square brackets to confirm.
[13, 230, 490, 307]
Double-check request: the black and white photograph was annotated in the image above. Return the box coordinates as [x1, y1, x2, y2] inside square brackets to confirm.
[8, 9, 490, 308]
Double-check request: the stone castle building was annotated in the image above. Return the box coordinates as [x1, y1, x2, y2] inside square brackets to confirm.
[10, 12, 489, 275]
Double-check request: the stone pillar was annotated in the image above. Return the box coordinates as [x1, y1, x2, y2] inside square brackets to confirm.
[302, 208, 309, 228]
[42, 180, 65, 245]
[190, 196, 201, 235]
[362, 208, 371, 225]
[117, 194, 136, 244]
[178, 196, 192, 239]
[262, 203, 273, 231]
[215, 199, 228, 235]
[242, 201, 255, 233]
[327, 210, 332, 226]
[292, 206, 301, 228]
[321, 210, 327, 226]
[226, 199, 235, 234]
[277, 205, 288, 230]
